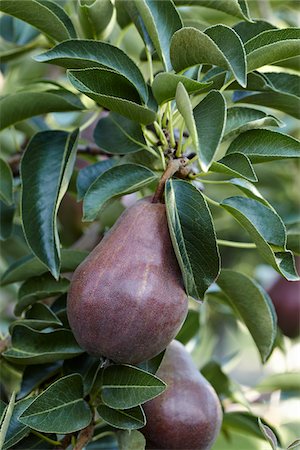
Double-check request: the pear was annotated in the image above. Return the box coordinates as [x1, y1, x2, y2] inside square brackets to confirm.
[67, 198, 188, 364]
[142, 340, 223, 450]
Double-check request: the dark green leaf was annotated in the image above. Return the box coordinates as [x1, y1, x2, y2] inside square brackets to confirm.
[234, 20, 276, 43]
[0, 0, 77, 42]
[35, 40, 148, 103]
[174, 0, 252, 21]
[97, 404, 146, 430]
[94, 113, 147, 155]
[226, 129, 300, 163]
[15, 275, 69, 315]
[68, 68, 156, 124]
[211, 153, 257, 182]
[258, 418, 278, 450]
[77, 160, 115, 201]
[0, 158, 13, 205]
[0, 392, 15, 450]
[0, 200, 15, 241]
[11, 303, 62, 331]
[176, 309, 199, 344]
[193, 90, 226, 171]
[223, 412, 281, 443]
[170, 25, 247, 87]
[0, 249, 88, 286]
[2, 325, 83, 365]
[165, 179, 220, 300]
[83, 164, 157, 221]
[134, 0, 182, 71]
[0, 91, 84, 131]
[2, 397, 35, 450]
[21, 129, 79, 278]
[138, 351, 165, 375]
[220, 197, 300, 280]
[201, 360, 232, 397]
[78, 0, 114, 39]
[63, 354, 102, 396]
[228, 178, 270, 206]
[217, 270, 277, 362]
[152, 72, 211, 105]
[18, 362, 63, 399]
[101, 365, 166, 409]
[19, 375, 92, 434]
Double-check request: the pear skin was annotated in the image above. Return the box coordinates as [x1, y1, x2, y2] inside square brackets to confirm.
[67, 198, 188, 364]
[142, 340, 223, 450]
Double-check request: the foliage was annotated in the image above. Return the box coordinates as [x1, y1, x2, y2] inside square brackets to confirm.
[0, 1, 299, 449]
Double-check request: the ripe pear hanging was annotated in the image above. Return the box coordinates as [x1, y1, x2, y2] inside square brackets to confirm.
[67, 198, 188, 364]
[142, 340, 223, 450]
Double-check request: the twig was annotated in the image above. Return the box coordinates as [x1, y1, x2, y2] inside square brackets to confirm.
[152, 158, 185, 204]
[73, 423, 95, 450]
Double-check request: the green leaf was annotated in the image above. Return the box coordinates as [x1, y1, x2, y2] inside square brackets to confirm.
[0, 392, 16, 450]
[2, 396, 35, 450]
[0, 158, 13, 205]
[0, 249, 88, 286]
[2, 325, 83, 365]
[18, 362, 63, 400]
[211, 153, 257, 182]
[138, 351, 165, 375]
[19, 375, 92, 434]
[234, 19, 276, 43]
[176, 309, 199, 344]
[256, 372, 300, 393]
[97, 404, 146, 430]
[223, 412, 281, 442]
[165, 179, 220, 300]
[226, 129, 300, 163]
[77, 159, 115, 201]
[228, 178, 270, 207]
[15, 274, 69, 315]
[0, 0, 77, 42]
[220, 196, 300, 280]
[0, 91, 84, 131]
[78, 0, 114, 39]
[68, 68, 156, 124]
[134, 0, 182, 71]
[21, 129, 79, 279]
[117, 430, 146, 450]
[35, 40, 148, 103]
[258, 418, 278, 450]
[201, 360, 232, 397]
[11, 303, 62, 331]
[101, 365, 166, 409]
[176, 82, 198, 152]
[83, 164, 157, 221]
[0, 200, 15, 241]
[246, 28, 300, 72]
[174, 0, 252, 21]
[170, 25, 247, 87]
[287, 439, 300, 450]
[193, 90, 226, 171]
[94, 113, 147, 155]
[63, 353, 102, 396]
[217, 270, 277, 362]
[152, 72, 211, 105]
[224, 107, 282, 140]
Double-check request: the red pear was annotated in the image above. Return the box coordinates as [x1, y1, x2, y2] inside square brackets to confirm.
[67, 198, 188, 364]
[142, 340, 223, 450]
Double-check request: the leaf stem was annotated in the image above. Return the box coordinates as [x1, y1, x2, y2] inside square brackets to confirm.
[168, 103, 176, 148]
[154, 121, 168, 148]
[202, 194, 220, 208]
[176, 121, 185, 157]
[31, 430, 61, 446]
[186, 154, 199, 165]
[194, 178, 229, 184]
[92, 431, 116, 442]
[79, 111, 99, 132]
[217, 239, 256, 249]
[146, 47, 154, 84]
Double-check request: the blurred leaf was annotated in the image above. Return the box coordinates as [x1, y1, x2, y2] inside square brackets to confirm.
[101, 365, 166, 409]
[234, 20, 276, 43]
[211, 153, 257, 182]
[3, 326, 83, 365]
[78, 0, 114, 38]
[221, 197, 299, 280]
[223, 412, 281, 443]
[1, 249, 88, 286]
[63, 353, 102, 396]
[0, 392, 15, 450]
[228, 178, 270, 206]
[170, 25, 247, 87]
[35, 40, 148, 103]
[287, 439, 300, 449]
[11, 303, 62, 331]
[138, 351, 165, 375]
[83, 163, 157, 221]
[18, 361, 63, 400]
[94, 113, 147, 155]
[226, 129, 300, 163]
[201, 360, 232, 397]
[0, 158, 13, 205]
[153, 73, 211, 105]
[134, 0, 182, 71]
[176, 309, 199, 344]
[21, 129, 79, 279]
[0, 200, 15, 241]
[246, 28, 300, 72]
[258, 418, 278, 450]
[217, 270, 277, 362]
[0, 0, 77, 42]
[2, 396, 35, 450]
[256, 372, 300, 393]
[0, 401, 6, 424]
[174, 0, 252, 21]
[224, 107, 282, 140]
[165, 179, 220, 301]
[176, 82, 198, 151]
[77, 159, 115, 201]
[0, 91, 84, 131]
[193, 90, 226, 171]
[68, 68, 156, 124]
[97, 404, 146, 430]
[19, 375, 92, 434]
[117, 430, 146, 450]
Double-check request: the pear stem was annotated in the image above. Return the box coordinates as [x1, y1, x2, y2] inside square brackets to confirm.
[152, 159, 183, 204]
